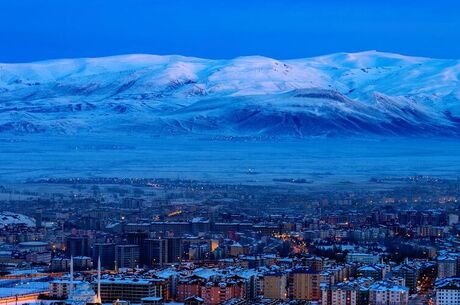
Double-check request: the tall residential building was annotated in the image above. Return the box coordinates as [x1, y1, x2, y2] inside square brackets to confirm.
[392, 263, 419, 294]
[92, 243, 116, 270]
[115, 245, 140, 269]
[288, 267, 320, 301]
[127, 231, 149, 265]
[35, 209, 43, 228]
[145, 238, 168, 267]
[437, 254, 459, 279]
[167, 237, 183, 264]
[66, 235, 90, 257]
[263, 272, 287, 300]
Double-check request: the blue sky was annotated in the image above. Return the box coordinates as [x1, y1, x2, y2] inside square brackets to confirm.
[0, 0, 459, 62]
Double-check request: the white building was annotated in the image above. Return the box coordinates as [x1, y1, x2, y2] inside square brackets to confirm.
[67, 281, 97, 305]
[436, 277, 460, 305]
[321, 281, 359, 305]
[49, 279, 83, 298]
[449, 214, 459, 226]
[346, 253, 380, 265]
[368, 281, 408, 305]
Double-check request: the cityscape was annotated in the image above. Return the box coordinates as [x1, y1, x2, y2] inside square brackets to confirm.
[1, 1, 460, 305]
[0, 175, 459, 305]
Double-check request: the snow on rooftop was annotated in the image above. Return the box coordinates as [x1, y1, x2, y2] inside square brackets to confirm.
[0, 212, 36, 228]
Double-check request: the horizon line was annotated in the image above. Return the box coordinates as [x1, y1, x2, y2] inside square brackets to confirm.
[0, 50, 450, 65]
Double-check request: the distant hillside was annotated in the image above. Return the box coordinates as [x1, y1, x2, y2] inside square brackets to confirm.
[0, 51, 459, 137]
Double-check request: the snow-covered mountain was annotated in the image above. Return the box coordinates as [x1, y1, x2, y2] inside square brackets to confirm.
[0, 51, 459, 137]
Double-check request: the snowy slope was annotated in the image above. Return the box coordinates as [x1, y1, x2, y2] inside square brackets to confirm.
[0, 51, 459, 137]
[0, 212, 36, 228]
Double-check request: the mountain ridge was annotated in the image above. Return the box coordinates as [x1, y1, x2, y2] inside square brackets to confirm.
[0, 51, 459, 137]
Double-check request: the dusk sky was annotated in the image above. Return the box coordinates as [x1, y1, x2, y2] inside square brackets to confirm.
[1, 0, 459, 62]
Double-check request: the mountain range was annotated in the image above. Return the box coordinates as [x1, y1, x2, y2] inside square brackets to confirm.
[1, 51, 459, 137]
